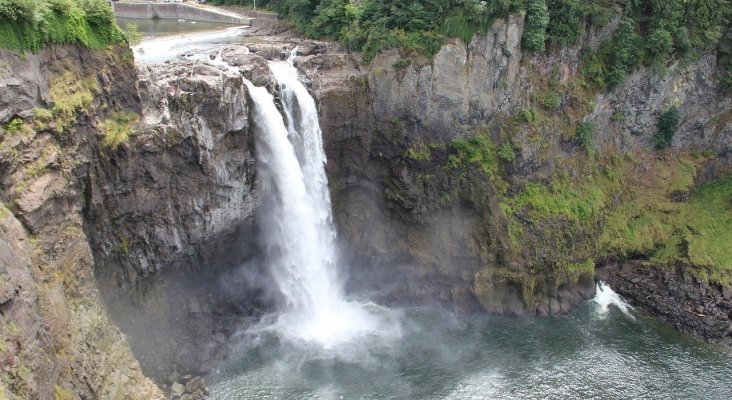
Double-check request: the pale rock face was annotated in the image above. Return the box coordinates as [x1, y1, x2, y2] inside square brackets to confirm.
[367, 15, 526, 140]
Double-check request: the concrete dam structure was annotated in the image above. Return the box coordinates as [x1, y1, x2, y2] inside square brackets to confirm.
[112, 2, 254, 25]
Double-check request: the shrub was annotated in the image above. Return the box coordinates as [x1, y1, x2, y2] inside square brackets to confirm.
[575, 121, 594, 150]
[646, 28, 673, 66]
[497, 142, 516, 162]
[122, 23, 142, 46]
[538, 91, 561, 110]
[450, 131, 498, 178]
[3, 117, 24, 133]
[655, 106, 680, 150]
[546, 0, 583, 46]
[0, 0, 124, 52]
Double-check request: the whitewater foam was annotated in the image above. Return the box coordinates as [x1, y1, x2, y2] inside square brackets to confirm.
[592, 281, 634, 319]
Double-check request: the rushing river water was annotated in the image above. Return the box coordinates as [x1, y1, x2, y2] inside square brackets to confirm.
[209, 295, 732, 399]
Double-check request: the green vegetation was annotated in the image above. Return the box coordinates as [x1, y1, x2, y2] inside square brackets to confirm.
[655, 106, 680, 150]
[497, 142, 516, 162]
[522, 0, 549, 52]
[404, 138, 431, 161]
[582, 1, 730, 90]
[507, 178, 606, 222]
[2, 117, 32, 136]
[449, 130, 498, 179]
[0, 0, 125, 53]
[556, 258, 595, 285]
[575, 121, 593, 150]
[122, 23, 142, 46]
[49, 72, 99, 133]
[652, 176, 732, 284]
[267, 1, 729, 82]
[600, 162, 732, 285]
[101, 112, 139, 148]
[537, 91, 561, 111]
[270, 0, 521, 60]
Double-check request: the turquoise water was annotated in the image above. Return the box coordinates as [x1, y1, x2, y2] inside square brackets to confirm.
[209, 301, 732, 399]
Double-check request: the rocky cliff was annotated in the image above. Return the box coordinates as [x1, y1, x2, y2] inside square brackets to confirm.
[0, 45, 162, 399]
[300, 14, 732, 321]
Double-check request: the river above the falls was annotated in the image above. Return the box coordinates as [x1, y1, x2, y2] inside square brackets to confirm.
[209, 291, 732, 399]
[115, 17, 241, 38]
[117, 17, 247, 64]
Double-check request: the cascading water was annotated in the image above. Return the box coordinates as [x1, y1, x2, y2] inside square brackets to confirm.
[592, 281, 634, 319]
[245, 51, 397, 348]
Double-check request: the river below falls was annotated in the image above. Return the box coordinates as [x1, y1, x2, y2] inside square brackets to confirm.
[208, 297, 732, 399]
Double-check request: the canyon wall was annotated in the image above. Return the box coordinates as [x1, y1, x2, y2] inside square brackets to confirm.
[303, 14, 732, 318]
[0, 45, 162, 399]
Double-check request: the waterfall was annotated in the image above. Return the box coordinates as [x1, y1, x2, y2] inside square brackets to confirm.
[244, 51, 394, 348]
[592, 281, 635, 319]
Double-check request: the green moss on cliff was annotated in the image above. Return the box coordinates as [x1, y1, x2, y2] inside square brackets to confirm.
[599, 156, 698, 257]
[650, 176, 732, 284]
[102, 112, 139, 148]
[449, 130, 498, 180]
[508, 178, 606, 222]
[49, 72, 99, 133]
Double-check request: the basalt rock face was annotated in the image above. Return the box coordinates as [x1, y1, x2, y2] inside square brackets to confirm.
[0, 46, 162, 399]
[305, 16, 597, 315]
[302, 15, 732, 317]
[83, 61, 270, 382]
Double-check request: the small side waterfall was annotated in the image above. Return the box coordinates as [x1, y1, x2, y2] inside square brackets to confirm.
[245, 51, 396, 348]
[592, 281, 635, 319]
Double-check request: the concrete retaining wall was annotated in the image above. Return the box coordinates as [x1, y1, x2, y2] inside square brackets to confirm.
[112, 2, 254, 25]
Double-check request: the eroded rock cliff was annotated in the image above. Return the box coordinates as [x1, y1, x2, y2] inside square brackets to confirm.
[0, 45, 162, 399]
[299, 14, 732, 321]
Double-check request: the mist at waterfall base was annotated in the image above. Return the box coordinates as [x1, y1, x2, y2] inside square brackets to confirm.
[210, 289, 732, 399]
[205, 57, 732, 398]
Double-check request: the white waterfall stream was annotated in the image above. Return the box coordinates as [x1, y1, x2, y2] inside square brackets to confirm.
[592, 281, 635, 319]
[245, 51, 396, 348]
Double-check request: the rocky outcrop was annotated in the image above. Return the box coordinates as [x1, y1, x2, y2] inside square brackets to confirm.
[598, 262, 732, 346]
[0, 46, 162, 399]
[589, 53, 732, 152]
[365, 14, 526, 139]
[82, 59, 272, 383]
